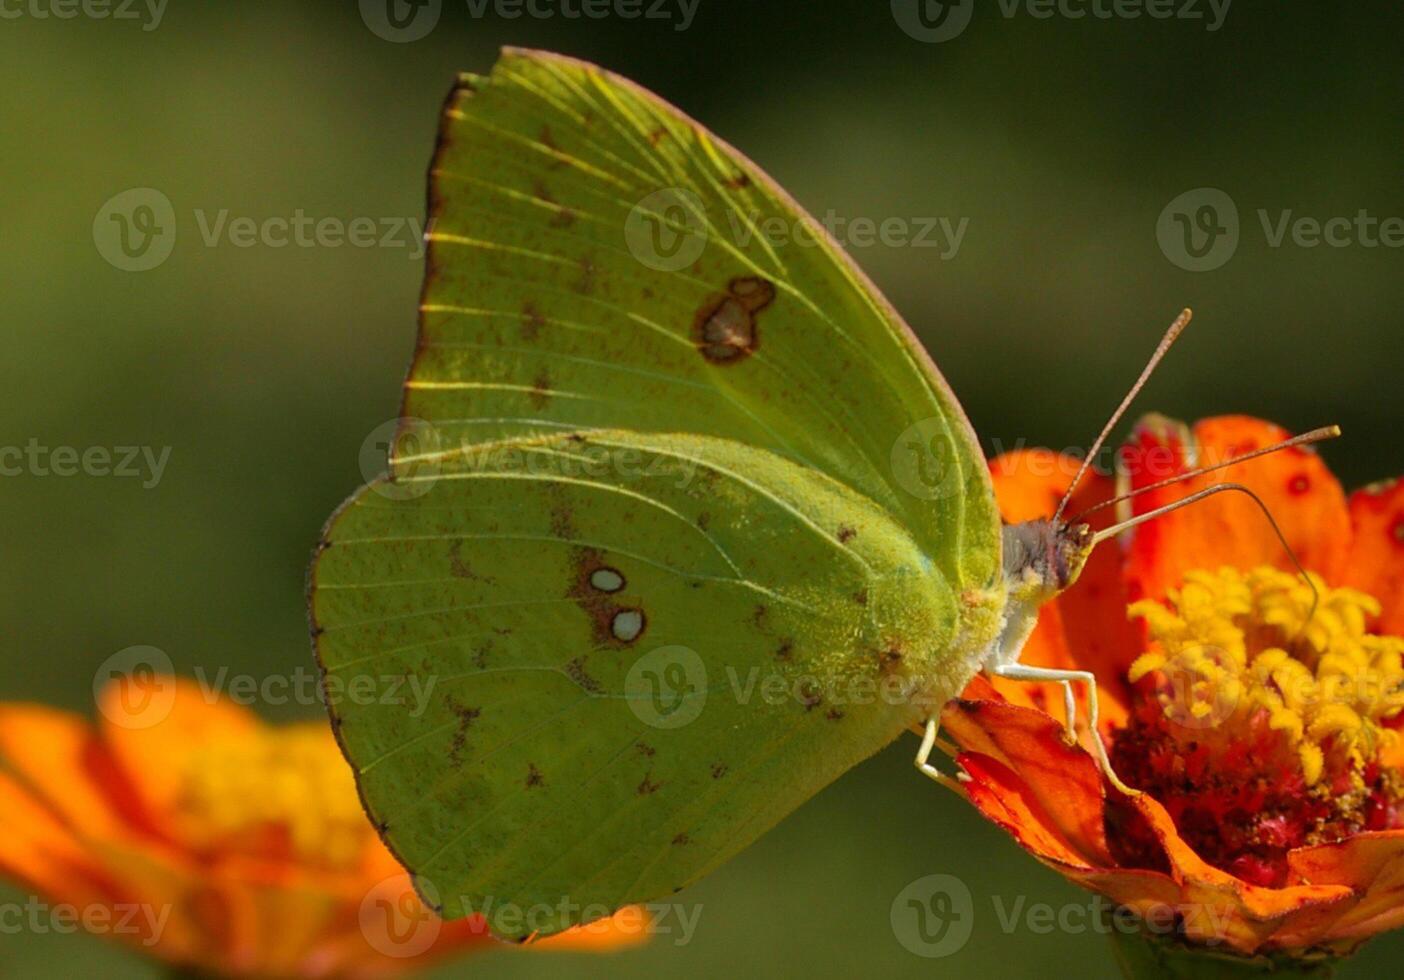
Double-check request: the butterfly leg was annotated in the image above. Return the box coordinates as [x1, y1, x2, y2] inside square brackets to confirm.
[988, 663, 1140, 797]
[914, 716, 960, 788]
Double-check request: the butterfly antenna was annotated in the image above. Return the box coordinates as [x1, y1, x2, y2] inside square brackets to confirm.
[1091, 482, 1323, 632]
[1069, 425, 1342, 524]
[1052, 309, 1194, 525]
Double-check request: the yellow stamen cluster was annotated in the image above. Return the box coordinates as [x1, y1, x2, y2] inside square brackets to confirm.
[177, 724, 369, 871]
[1128, 566, 1404, 786]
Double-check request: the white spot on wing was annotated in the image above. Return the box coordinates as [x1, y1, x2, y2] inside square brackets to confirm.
[591, 568, 625, 593]
[611, 609, 644, 642]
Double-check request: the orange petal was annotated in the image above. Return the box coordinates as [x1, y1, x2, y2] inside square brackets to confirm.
[80, 839, 213, 964]
[307, 918, 494, 980]
[1285, 832, 1404, 946]
[1344, 479, 1404, 634]
[990, 449, 1086, 524]
[956, 751, 1102, 871]
[943, 695, 1366, 955]
[942, 698, 1114, 866]
[1291, 829, 1404, 891]
[98, 675, 260, 827]
[1119, 415, 1350, 603]
[988, 451, 1138, 723]
[0, 768, 210, 964]
[1124, 793, 1355, 952]
[532, 906, 653, 951]
[210, 859, 349, 977]
[0, 773, 113, 907]
[940, 702, 1256, 947]
[0, 703, 124, 839]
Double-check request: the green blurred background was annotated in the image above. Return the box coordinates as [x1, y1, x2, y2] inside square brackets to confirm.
[2, 1, 1402, 976]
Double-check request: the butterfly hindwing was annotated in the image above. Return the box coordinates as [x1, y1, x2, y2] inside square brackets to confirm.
[312, 431, 978, 937]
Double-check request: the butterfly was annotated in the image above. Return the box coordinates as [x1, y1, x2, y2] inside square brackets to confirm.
[309, 47, 1331, 939]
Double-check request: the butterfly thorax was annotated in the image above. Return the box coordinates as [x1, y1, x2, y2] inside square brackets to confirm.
[980, 520, 1094, 670]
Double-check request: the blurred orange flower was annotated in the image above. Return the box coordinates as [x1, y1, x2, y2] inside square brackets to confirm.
[0, 675, 647, 977]
[944, 414, 1404, 957]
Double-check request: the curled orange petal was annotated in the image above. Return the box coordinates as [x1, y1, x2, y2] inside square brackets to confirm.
[943, 698, 1114, 867]
[1119, 414, 1350, 604]
[1344, 478, 1404, 635]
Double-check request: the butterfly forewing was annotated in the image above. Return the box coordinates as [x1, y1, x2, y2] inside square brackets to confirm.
[406, 47, 998, 590]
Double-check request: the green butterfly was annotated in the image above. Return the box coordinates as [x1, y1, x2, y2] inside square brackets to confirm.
[311, 47, 1185, 939]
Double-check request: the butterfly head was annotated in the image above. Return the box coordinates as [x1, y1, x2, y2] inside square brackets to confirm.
[1002, 519, 1095, 601]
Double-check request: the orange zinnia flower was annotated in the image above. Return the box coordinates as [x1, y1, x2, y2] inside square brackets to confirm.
[0, 675, 646, 977]
[943, 414, 1404, 958]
